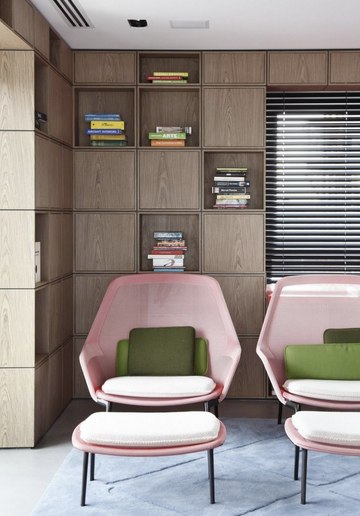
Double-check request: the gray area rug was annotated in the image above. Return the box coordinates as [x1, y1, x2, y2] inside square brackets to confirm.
[32, 418, 360, 515]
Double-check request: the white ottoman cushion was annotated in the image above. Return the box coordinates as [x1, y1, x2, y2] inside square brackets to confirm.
[80, 411, 220, 448]
[283, 379, 360, 401]
[292, 411, 360, 446]
[102, 375, 216, 398]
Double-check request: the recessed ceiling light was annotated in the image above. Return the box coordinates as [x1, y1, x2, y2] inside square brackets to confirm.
[170, 20, 210, 29]
[128, 19, 148, 28]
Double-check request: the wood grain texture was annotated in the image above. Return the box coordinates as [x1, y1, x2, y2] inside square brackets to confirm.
[139, 89, 200, 147]
[203, 214, 264, 273]
[203, 151, 264, 210]
[35, 135, 51, 209]
[34, 58, 48, 129]
[203, 88, 265, 147]
[0, 289, 35, 367]
[139, 150, 200, 210]
[62, 277, 73, 345]
[330, 52, 360, 84]
[47, 68, 72, 145]
[0, 131, 34, 209]
[11, 0, 34, 45]
[47, 347, 63, 427]
[35, 285, 50, 355]
[62, 338, 73, 407]
[212, 275, 265, 335]
[76, 89, 135, 146]
[268, 52, 328, 85]
[74, 338, 90, 398]
[75, 151, 135, 210]
[75, 213, 136, 271]
[139, 53, 200, 83]
[33, 8, 49, 59]
[35, 213, 50, 282]
[62, 146, 73, 210]
[140, 213, 200, 271]
[49, 280, 63, 353]
[48, 213, 62, 281]
[74, 52, 136, 84]
[61, 214, 73, 277]
[227, 338, 266, 398]
[74, 274, 120, 334]
[0, 211, 35, 288]
[0, 50, 34, 130]
[0, 19, 31, 49]
[203, 52, 266, 84]
[0, 367, 34, 447]
[34, 357, 49, 444]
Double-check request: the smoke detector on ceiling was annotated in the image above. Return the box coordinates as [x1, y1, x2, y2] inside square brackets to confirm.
[50, 0, 93, 28]
[170, 20, 210, 29]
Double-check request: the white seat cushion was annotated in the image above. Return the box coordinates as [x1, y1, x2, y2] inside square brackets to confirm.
[80, 411, 220, 447]
[283, 379, 360, 401]
[102, 375, 216, 398]
[292, 411, 360, 446]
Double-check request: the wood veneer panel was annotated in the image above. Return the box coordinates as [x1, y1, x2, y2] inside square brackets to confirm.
[139, 150, 200, 210]
[0, 211, 34, 288]
[213, 275, 265, 335]
[74, 52, 136, 84]
[75, 151, 135, 210]
[203, 214, 264, 273]
[49, 280, 62, 353]
[34, 358, 48, 444]
[203, 52, 266, 84]
[11, 0, 34, 45]
[203, 88, 265, 147]
[62, 339, 73, 407]
[0, 368, 34, 447]
[74, 338, 89, 398]
[0, 289, 35, 367]
[62, 277, 73, 345]
[75, 213, 136, 272]
[62, 145, 73, 210]
[268, 52, 328, 85]
[35, 135, 51, 209]
[61, 214, 73, 277]
[0, 131, 34, 209]
[0, 19, 30, 50]
[48, 68, 72, 145]
[47, 347, 63, 426]
[227, 338, 266, 398]
[0, 50, 34, 130]
[33, 9, 49, 59]
[329, 52, 360, 84]
[74, 274, 119, 333]
[35, 285, 50, 355]
[48, 213, 62, 281]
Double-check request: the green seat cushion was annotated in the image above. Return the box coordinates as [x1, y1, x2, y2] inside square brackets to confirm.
[324, 327, 360, 344]
[128, 326, 195, 376]
[285, 343, 360, 380]
[116, 332, 208, 376]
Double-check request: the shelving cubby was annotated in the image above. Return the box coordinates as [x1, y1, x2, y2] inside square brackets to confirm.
[138, 52, 201, 84]
[35, 56, 49, 135]
[139, 213, 200, 272]
[203, 150, 265, 210]
[138, 87, 200, 147]
[74, 87, 135, 147]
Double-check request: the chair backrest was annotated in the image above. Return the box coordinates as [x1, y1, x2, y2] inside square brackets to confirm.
[83, 273, 240, 399]
[257, 275, 360, 401]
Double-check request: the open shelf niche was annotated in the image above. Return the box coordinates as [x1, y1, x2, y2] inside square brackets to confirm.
[139, 52, 201, 84]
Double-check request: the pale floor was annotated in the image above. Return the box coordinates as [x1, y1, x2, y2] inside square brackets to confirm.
[0, 398, 285, 516]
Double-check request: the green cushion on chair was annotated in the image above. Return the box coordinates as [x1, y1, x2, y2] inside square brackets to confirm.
[128, 326, 195, 376]
[115, 331, 209, 377]
[324, 327, 360, 344]
[285, 343, 360, 380]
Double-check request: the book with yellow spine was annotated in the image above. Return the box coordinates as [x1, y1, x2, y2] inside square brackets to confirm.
[90, 134, 127, 141]
[90, 121, 125, 129]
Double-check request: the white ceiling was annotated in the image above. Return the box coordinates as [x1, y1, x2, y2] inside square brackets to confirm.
[30, 0, 360, 51]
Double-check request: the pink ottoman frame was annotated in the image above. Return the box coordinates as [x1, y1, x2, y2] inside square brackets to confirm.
[72, 421, 227, 507]
[285, 417, 360, 504]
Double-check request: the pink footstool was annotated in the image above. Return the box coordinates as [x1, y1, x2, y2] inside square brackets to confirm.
[72, 411, 226, 507]
[285, 411, 360, 504]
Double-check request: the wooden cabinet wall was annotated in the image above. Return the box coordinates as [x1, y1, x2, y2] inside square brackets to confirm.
[267, 51, 328, 86]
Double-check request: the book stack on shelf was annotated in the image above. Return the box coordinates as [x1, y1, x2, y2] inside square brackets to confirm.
[147, 72, 189, 84]
[148, 231, 187, 272]
[85, 113, 127, 147]
[212, 167, 251, 209]
[148, 126, 191, 147]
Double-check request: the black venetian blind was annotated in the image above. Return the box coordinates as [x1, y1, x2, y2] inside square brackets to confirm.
[266, 92, 360, 283]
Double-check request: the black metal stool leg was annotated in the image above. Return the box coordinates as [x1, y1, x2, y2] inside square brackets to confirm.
[294, 445, 300, 480]
[81, 452, 89, 507]
[301, 448, 308, 505]
[207, 449, 215, 504]
[90, 453, 95, 481]
[277, 401, 283, 424]
[213, 403, 219, 418]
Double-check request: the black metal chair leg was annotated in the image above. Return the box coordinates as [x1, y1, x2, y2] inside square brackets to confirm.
[213, 403, 219, 418]
[301, 448, 308, 505]
[294, 445, 300, 480]
[106, 402, 112, 412]
[81, 452, 89, 507]
[207, 449, 215, 504]
[277, 401, 283, 424]
[90, 453, 95, 481]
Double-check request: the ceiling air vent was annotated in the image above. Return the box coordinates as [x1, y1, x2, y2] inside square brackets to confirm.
[51, 0, 93, 28]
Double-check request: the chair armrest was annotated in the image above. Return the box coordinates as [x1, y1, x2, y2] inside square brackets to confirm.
[79, 343, 108, 402]
[211, 344, 241, 401]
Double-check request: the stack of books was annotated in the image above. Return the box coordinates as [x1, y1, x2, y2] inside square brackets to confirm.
[147, 72, 189, 84]
[148, 126, 191, 147]
[148, 231, 187, 272]
[85, 113, 127, 147]
[212, 167, 251, 209]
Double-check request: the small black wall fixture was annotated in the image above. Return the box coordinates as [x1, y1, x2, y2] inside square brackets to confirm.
[128, 19, 148, 28]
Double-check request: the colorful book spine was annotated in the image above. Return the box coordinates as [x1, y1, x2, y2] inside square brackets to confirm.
[147, 75, 184, 80]
[214, 181, 250, 187]
[154, 231, 183, 239]
[86, 129, 124, 135]
[214, 176, 247, 182]
[216, 167, 248, 172]
[156, 126, 192, 134]
[153, 72, 189, 77]
[150, 140, 185, 147]
[90, 140, 128, 147]
[216, 194, 250, 200]
[148, 254, 184, 259]
[148, 132, 186, 140]
[90, 121, 125, 129]
[90, 134, 127, 141]
[151, 80, 188, 84]
[85, 114, 121, 121]
[212, 187, 247, 193]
